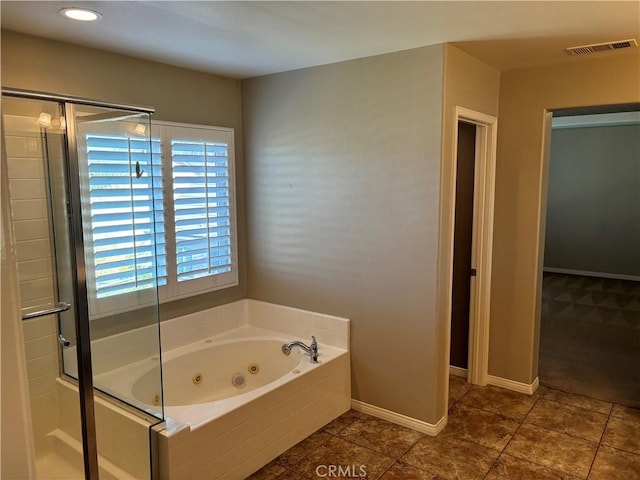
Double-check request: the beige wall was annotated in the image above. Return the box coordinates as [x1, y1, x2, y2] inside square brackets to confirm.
[545, 124, 640, 277]
[491, 52, 640, 383]
[1, 30, 247, 319]
[439, 45, 500, 412]
[243, 46, 445, 423]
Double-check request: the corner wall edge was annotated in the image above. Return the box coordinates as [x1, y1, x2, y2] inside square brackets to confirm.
[350, 399, 446, 436]
[487, 375, 539, 395]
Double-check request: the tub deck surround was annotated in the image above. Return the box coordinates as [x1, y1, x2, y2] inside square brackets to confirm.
[76, 298, 349, 413]
[159, 355, 350, 479]
[154, 301, 351, 479]
[159, 299, 350, 351]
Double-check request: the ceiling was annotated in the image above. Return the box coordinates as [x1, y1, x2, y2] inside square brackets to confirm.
[1, 1, 639, 79]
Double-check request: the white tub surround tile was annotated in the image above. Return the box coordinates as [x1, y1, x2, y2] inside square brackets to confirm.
[247, 299, 350, 350]
[160, 300, 247, 351]
[151, 300, 350, 479]
[159, 352, 350, 480]
[88, 324, 161, 376]
[159, 299, 349, 352]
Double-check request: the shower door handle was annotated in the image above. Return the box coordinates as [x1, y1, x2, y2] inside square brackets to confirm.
[21, 302, 71, 320]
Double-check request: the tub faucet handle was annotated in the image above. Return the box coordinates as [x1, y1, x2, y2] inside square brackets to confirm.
[282, 336, 319, 364]
[310, 336, 318, 364]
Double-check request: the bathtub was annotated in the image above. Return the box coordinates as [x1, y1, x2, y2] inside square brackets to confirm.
[154, 300, 351, 479]
[131, 327, 347, 431]
[55, 300, 349, 479]
[139, 336, 303, 407]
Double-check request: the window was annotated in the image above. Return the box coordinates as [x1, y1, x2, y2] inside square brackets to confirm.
[161, 123, 237, 298]
[83, 134, 166, 299]
[80, 121, 237, 317]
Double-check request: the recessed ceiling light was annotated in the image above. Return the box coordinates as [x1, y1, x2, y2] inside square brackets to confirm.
[59, 7, 102, 22]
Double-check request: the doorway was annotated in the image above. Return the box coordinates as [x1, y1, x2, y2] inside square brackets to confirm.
[446, 107, 497, 387]
[450, 121, 476, 374]
[539, 105, 640, 407]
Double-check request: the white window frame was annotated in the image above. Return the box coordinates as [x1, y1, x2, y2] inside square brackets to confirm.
[154, 121, 239, 301]
[79, 120, 238, 318]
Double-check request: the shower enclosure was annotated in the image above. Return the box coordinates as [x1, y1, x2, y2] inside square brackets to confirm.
[2, 89, 164, 478]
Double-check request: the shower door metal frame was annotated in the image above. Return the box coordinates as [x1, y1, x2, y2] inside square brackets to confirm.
[2, 87, 155, 480]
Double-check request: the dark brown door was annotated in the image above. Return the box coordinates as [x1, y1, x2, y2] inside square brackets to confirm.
[450, 121, 477, 369]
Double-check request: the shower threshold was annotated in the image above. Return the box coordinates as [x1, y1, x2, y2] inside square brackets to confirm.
[36, 429, 131, 480]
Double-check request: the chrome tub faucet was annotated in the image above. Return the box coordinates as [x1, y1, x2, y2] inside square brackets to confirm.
[282, 336, 318, 364]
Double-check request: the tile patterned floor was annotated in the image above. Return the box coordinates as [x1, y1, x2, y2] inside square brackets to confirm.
[248, 376, 640, 480]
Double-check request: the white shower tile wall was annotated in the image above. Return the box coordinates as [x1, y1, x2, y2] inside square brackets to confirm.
[23, 315, 58, 445]
[5, 115, 59, 450]
[5, 121, 55, 310]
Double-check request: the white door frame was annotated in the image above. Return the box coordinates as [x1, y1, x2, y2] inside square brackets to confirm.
[447, 106, 498, 386]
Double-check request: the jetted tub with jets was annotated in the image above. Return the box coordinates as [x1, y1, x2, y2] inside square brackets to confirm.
[151, 300, 350, 480]
[132, 329, 345, 430]
[69, 299, 350, 479]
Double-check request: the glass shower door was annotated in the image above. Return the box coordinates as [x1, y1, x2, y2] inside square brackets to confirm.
[65, 104, 164, 418]
[3, 92, 164, 479]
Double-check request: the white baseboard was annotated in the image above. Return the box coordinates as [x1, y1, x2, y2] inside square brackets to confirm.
[449, 366, 468, 378]
[487, 375, 539, 395]
[543, 267, 640, 282]
[351, 399, 446, 436]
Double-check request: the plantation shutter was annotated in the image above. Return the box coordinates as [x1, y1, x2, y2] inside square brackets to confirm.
[171, 138, 233, 286]
[81, 122, 236, 314]
[85, 134, 166, 299]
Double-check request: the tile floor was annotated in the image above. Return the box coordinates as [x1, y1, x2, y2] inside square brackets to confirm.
[248, 376, 640, 480]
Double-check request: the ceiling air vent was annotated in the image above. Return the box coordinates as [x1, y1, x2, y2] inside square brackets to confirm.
[566, 39, 638, 56]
